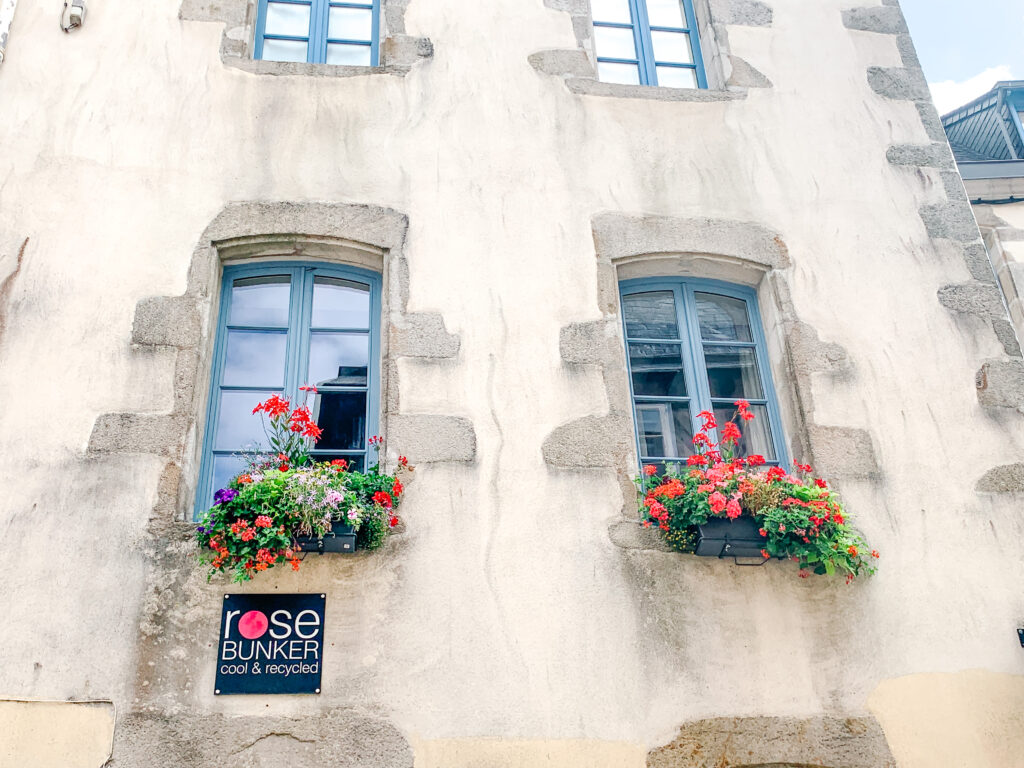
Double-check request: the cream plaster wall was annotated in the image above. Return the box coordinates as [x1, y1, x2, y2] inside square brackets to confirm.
[0, 700, 114, 768]
[0, 0, 1022, 764]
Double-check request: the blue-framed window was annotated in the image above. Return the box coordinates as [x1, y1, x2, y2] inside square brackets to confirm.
[591, 0, 707, 89]
[197, 262, 382, 515]
[254, 0, 380, 66]
[620, 279, 787, 471]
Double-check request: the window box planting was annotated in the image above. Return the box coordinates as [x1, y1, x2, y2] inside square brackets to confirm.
[638, 401, 878, 581]
[195, 389, 408, 582]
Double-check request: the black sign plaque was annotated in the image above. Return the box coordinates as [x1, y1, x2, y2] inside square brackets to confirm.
[215, 593, 326, 695]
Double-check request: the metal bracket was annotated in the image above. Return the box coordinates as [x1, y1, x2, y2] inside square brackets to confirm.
[718, 541, 769, 566]
[60, 0, 85, 33]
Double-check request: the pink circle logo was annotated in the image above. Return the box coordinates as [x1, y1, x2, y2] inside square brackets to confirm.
[238, 610, 268, 640]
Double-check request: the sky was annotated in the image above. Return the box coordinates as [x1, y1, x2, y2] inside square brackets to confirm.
[900, 0, 1024, 115]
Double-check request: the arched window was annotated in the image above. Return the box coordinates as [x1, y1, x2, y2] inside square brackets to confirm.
[620, 278, 787, 471]
[197, 262, 382, 513]
[254, 0, 381, 66]
[591, 0, 708, 88]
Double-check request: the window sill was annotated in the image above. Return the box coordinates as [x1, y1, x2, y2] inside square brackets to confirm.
[565, 77, 747, 102]
[219, 35, 433, 78]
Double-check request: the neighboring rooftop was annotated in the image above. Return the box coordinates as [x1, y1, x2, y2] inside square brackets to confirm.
[942, 81, 1024, 195]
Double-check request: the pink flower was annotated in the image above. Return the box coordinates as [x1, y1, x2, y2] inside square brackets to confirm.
[708, 492, 727, 514]
[725, 499, 742, 519]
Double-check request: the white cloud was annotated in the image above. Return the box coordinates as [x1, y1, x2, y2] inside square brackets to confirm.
[929, 65, 1015, 115]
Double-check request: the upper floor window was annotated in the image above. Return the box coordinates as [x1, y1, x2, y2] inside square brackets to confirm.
[255, 0, 381, 66]
[620, 279, 786, 472]
[197, 263, 381, 513]
[591, 0, 707, 89]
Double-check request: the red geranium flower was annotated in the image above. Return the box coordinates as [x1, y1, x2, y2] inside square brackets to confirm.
[372, 491, 393, 508]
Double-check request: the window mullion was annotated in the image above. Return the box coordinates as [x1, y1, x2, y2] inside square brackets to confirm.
[632, 0, 657, 86]
[254, 0, 270, 59]
[680, 0, 708, 88]
[310, 0, 328, 63]
[370, 0, 381, 66]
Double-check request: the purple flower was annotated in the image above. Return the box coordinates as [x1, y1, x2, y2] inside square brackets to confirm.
[213, 488, 238, 505]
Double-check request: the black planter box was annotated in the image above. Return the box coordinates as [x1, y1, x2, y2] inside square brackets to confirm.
[695, 516, 765, 559]
[296, 521, 356, 554]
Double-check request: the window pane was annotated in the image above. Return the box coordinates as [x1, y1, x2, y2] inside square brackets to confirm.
[645, 0, 685, 27]
[223, 330, 287, 387]
[326, 43, 372, 66]
[591, 0, 632, 23]
[328, 6, 373, 41]
[656, 65, 697, 89]
[650, 30, 693, 63]
[308, 333, 369, 387]
[597, 61, 641, 85]
[713, 404, 775, 460]
[261, 38, 308, 62]
[265, 2, 312, 37]
[215, 391, 272, 451]
[629, 342, 686, 396]
[229, 275, 291, 327]
[314, 391, 368, 450]
[311, 276, 370, 328]
[636, 402, 693, 458]
[703, 345, 763, 399]
[695, 292, 752, 342]
[211, 455, 248, 501]
[594, 26, 638, 60]
[623, 291, 679, 339]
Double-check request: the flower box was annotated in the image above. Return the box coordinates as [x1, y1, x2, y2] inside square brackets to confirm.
[695, 516, 766, 559]
[296, 521, 356, 555]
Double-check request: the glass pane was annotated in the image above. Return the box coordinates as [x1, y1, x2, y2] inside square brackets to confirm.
[261, 38, 308, 63]
[314, 391, 368, 450]
[623, 291, 679, 339]
[629, 343, 686, 396]
[645, 0, 685, 27]
[327, 43, 372, 66]
[229, 275, 290, 327]
[591, 0, 632, 23]
[223, 330, 287, 387]
[597, 61, 641, 85]
[713, 404, 775, 460]
[695, 292, 752, 342]
[311, 276, 370, 329]
[265, 2, 312, 36]
[703, 345, 763, 399]
[215, 391, 272, 450]
[328, 6, 373, 41]
[656, 65, 698, 89]
[636, 402, 693, 458]
[651, 30, 693, 63]
[211, 455, 247, 502]
[594, 26, 638, 60]
[308, 333, 369, 387]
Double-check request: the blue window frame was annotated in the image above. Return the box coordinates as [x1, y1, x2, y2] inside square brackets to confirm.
[591, 0, 707, 89]
[620, 278, 787, 471]
[254, 0, 381, 66]
[196, 262, 382, 516]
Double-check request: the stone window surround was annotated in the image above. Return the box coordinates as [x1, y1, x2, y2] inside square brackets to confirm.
[542, 213, 882, 548]
[533, 0, 773, 101]
[179, 0, 432, 77]
[87, 201, 475, 527]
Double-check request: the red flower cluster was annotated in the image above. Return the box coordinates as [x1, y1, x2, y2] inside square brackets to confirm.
[372, 491, 393, 509]
[637, 399, 877, 581]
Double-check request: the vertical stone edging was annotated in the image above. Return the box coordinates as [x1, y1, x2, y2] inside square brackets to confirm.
[847, 1, 1024, 491]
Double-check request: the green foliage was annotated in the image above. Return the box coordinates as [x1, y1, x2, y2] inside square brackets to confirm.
[639, 402, 878, 581]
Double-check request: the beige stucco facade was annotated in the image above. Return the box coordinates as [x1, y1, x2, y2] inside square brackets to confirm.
[1, 0, 1023, 765]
